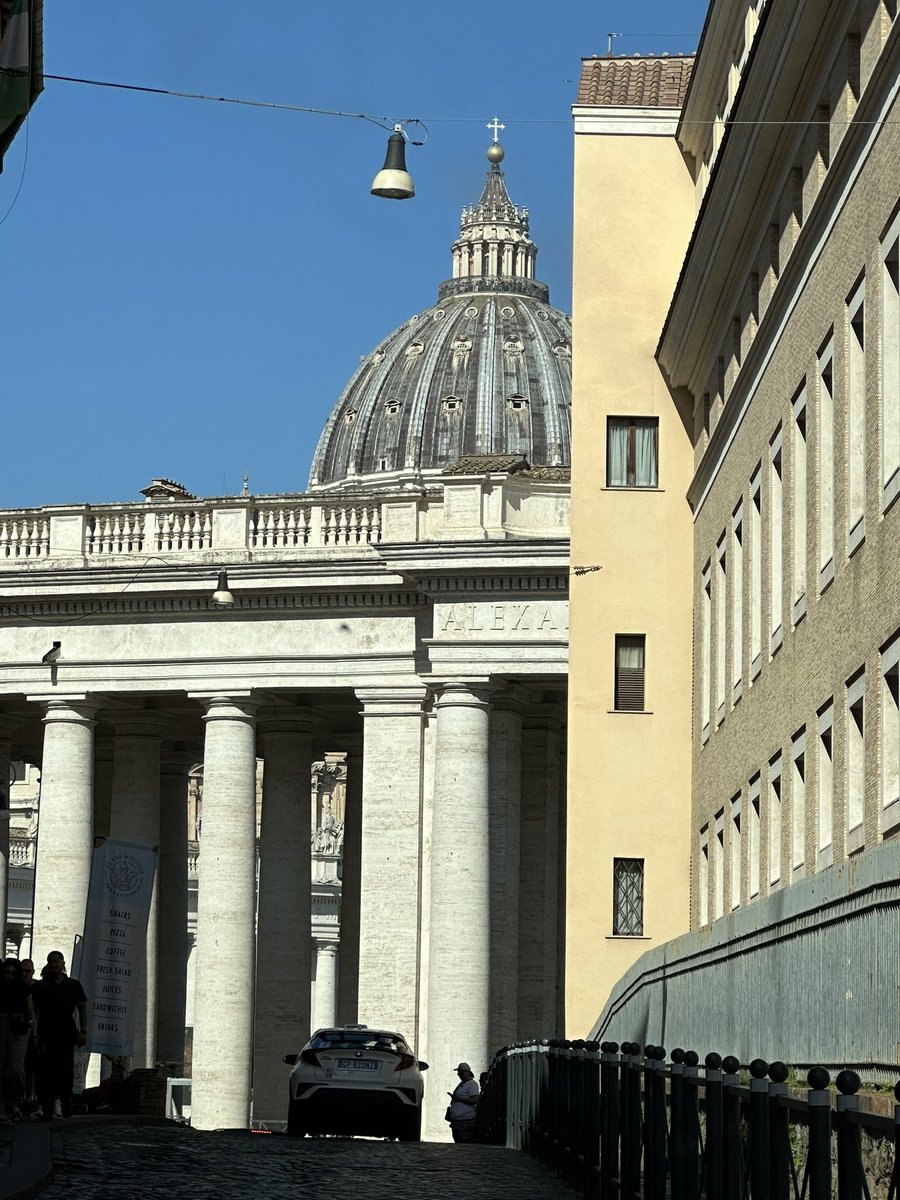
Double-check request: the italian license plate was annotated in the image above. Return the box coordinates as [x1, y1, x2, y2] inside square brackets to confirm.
[336, 1058, 379, 1071]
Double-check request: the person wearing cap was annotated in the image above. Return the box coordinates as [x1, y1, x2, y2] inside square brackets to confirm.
[446, 1062, 479, 1143]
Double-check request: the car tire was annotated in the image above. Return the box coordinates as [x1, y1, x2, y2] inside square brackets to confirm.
[397, 1110, 422, 1142]
[286, 1100, 306, 1137]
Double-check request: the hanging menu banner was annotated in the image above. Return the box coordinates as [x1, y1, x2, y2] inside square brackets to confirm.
[78, 839, 157, 1057]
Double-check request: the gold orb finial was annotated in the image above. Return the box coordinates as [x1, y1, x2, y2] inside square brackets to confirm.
[487, 142, 505, 164]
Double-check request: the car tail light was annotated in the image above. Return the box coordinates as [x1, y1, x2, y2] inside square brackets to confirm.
[300, 1049, 321, 1067]
[394, 1054, 416, 1072]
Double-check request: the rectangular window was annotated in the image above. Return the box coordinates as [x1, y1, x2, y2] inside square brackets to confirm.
[716, 535, 727, 723]
[748, 773, 761, 898]
[847, 280, 866, 551]
[769, 428, 784, 651]
[732, 504, 744, 700]
[881, 633, 900, 834]
[607, 418, 659, 488]
[751, 467, 762, 677]
[701, 564, 711, 739]
[792, 387, 808, 621]
[847, 668, 866, 850]
[791, 729, 806, 874]
[818, 337, 835, 586]
[615, 635, 646, 711]
[714, 809, 725, 920]
[817, 703, 834, 866]
[882, 212, 900, 509]
[768, 753, 782, 887]
[612, 858, 644, 935]
[730, 793, 742, 910]
[698, 827, 709, 926]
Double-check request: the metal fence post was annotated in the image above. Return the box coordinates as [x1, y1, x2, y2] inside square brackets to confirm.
[600, 1042, 620, 1200]
[835, 1070, 863, 1200]
[683, 1050, 701, 1199]
[643, 1045, 657, 1200]
[890, 1080, 900, 1200]
[722, 1055, 742, 1200]
[670, 1049, 687, 1200]
[767, 1061, 790, 1200]
[748, 1058, 770, 1200]
[584, 1041, 601, 1200]
[806, 1067, 833, 1200]
[620, 1042, 642, 1200]
[647, 1047, 668, 1200]
[704, 1052, 725, 1200]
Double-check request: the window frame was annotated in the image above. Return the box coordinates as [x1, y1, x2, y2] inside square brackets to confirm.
[614, 633, 646, 712]
[612, 857, 645, 936]
[606, 416, 659, 488]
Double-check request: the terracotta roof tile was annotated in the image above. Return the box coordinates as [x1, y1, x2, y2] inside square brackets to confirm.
[577, 54, 694, 109]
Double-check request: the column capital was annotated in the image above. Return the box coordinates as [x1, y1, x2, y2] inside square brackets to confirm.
[257, 706, 320, 738]
[194, 696, 258, 724]
[0, 714, 23, 741]
[104, 709, 171, 739]
[160, 746, 199, 777]
[315, 940, 340, 955]
[523, 703, 566, 733]
[491, 681, 534, 716]
[36, 697, 102, 726]
[433, 680, 495, 710]
[355, 686, 429, 718]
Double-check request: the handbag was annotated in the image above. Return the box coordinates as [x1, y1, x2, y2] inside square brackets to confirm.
[444, 1105, 453, 1122]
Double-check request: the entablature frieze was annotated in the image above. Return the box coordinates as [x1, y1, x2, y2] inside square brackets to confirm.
[0, 589, 429, 620]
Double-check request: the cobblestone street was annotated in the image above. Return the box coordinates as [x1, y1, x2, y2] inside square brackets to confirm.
[41, 1123, 575, 1199]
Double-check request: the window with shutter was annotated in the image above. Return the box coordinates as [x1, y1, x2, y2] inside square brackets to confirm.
[615, 634, 646, 711]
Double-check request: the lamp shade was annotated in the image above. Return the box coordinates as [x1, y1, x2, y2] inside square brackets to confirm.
[371, 130, 415, 200]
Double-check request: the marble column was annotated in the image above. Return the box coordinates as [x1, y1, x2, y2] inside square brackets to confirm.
[252, 711, 314, 1126]
[155, 747, 194, 1068]
[335, 736, 362, 1027]
[517, 707, 564, 1039]
[31, 699, 99, 962]
[312, 941, 339, 1030]
[191, 696, 258, 1131]
[0, 720, 17, 953]
[93, 736, 114, 843]
[488, 690, 527, 1051]
[355, 688, 427, 1039]
[425, 682, 492, 1138]
[108, 711, 165, 1067]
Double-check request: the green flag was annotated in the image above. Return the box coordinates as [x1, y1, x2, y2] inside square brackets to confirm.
[0, 0, 31, 121]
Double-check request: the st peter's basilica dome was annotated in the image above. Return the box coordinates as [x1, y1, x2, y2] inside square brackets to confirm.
[308, 143, 572, 491]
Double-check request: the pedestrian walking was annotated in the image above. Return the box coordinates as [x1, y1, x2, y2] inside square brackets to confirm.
[19, 960, 38, 1115]
[0, 959, 35, 1122]
[31, 951, 88, 1121]
[446, 1061, 479, 1143]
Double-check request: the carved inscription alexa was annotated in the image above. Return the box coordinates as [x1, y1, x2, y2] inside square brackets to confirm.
[437, 601, 568, 637]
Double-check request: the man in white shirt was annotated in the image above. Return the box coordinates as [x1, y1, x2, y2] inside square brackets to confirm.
[447, 1062, 479, 1143]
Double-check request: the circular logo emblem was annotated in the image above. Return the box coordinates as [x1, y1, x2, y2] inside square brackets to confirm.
[105, 854, 145, 899]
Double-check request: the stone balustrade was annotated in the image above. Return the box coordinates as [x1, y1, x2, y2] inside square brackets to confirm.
[10, 835, 36, 868]
[0, 473, 569, 565]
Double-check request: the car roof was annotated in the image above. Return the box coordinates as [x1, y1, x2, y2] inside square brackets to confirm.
[312, 1026, 405, 1040]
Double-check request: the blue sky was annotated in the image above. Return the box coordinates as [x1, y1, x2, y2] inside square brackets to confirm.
[1, 1, 708, 508]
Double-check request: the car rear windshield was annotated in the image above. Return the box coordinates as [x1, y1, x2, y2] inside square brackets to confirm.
[309, 1032, 409, 1055]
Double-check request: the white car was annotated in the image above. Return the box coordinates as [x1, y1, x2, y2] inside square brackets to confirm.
[283, 1025, 428, 1140]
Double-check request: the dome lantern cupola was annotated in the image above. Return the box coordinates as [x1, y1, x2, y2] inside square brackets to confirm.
[439, 131, 547, 303]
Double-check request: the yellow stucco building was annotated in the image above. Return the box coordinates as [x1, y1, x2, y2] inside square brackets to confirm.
[566, 55, 697, 1033]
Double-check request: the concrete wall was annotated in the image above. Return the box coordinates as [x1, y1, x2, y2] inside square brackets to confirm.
[566, 118, 697, 1034]
[591, 838, 900, 1081]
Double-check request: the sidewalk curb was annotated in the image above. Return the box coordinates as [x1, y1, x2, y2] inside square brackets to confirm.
[0, 1125, 52, 1200]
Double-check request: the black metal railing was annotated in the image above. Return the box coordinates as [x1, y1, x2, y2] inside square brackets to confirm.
[477, 1039, 900, 1200]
